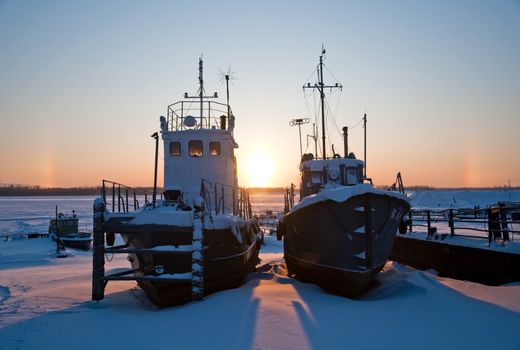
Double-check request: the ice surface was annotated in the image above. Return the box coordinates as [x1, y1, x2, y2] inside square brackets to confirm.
[0, 235, 519, 350]
[0, 193, 519, 349]
[410, 189, 520, 209]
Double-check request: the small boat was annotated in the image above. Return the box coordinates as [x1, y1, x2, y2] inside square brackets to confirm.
[49, 210, 92, 251]
[92, 57, 262, 307]
[278, 49, 410, 297]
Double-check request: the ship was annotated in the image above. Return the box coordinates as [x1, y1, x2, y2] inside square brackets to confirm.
[278, 49, 410, 297]
[92, 58, 262, 307]
[49, 209, 92, 251]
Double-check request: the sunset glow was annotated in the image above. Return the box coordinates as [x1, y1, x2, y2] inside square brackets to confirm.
[0, 2, 518, 189]
[245, 152, 275, 188]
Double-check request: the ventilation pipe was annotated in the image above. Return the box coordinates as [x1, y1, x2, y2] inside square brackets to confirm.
[220, 115, 227, 130]
[342, 126, 348, 158]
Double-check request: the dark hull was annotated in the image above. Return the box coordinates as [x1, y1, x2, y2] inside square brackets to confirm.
[133, 239, 259, 307]
[115, 224, 260, 307]
[51, 233, 92, 251]
[282, 192, 409, 297]
[61, 237, 92, 251]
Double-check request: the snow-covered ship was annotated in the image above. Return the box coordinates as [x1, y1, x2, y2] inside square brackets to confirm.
[49, 210, 92, 251]
[278, 49, 410, 297]
[92, 58, 262, 307]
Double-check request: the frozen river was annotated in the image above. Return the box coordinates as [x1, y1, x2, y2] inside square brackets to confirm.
[0, 190, 519, 349]
[0, 192, 286, 237]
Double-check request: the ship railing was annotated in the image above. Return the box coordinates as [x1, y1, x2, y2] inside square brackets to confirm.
[101, 179, 151, 213]
[167, 100, 234, 132]
[283, 184, 296, 213]
[402, 206, 520, 245]
[200, 179, 252, 219]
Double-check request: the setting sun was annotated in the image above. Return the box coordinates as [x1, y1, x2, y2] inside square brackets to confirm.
[244, 152, 275, 187]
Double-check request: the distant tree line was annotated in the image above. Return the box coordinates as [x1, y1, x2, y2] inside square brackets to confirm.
[0, 184, 516, 196]
[245, 187, 286, 193]
[0, 185, 156, 196]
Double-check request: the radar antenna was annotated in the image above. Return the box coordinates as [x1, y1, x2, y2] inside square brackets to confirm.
[218, 66, 238, 118]
[303, 46, 342, 160]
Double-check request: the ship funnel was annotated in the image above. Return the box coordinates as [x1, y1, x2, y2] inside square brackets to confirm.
[220, 115, 227, 130]
[342, 126, 348, 158]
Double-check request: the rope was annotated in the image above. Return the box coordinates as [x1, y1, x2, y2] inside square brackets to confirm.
[349, 117, 364, 130]
[324, 93, 342, 136]
[302, 66, 318, 87]
[303, 90, 313, 124]
[324, 64, 342, 87]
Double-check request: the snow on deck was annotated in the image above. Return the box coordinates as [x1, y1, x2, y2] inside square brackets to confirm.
[122, 206, 193, 226]
[292, 183, 409, 212]
[0, 235, 519, 349]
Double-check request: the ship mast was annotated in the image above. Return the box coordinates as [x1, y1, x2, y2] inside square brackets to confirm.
[198, 58, 204, 124]
[184, 56, 218, 128]
[303, 47, 342, 160]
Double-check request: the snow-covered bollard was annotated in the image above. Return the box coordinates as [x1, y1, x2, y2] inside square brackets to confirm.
[92, 198, 106, 302]
[191, 208, 204, 300]
[193, 196, 204, 212]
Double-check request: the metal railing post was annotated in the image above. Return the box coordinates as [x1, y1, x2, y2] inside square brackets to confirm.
[449, 209, 454, 237]
[112, 183, 115, 212]
[487, 208, 492, 246]
[248, 194, 252, 219]
[232, 188, 236, 215]
[117, 185, 121, 212]
[427, 210, 432, 239]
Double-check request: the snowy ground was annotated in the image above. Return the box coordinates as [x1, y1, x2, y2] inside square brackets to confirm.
[1, 235, 519, 350]
[409, 189, 520, 209]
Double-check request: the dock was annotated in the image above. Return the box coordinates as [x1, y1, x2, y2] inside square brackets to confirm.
[390, 204, 520, 285]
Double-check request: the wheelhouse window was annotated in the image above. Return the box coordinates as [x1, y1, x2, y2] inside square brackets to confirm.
[209, 141, 221, 156]
[310, 171, 323, 184]
[345, 167, 359, 185]
[170, 142, 181, 156]
[189, 140, 203, 157]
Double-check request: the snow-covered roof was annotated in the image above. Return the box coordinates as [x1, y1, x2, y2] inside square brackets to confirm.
[292, 183, 409, 211]
[124, 206, 194, 227]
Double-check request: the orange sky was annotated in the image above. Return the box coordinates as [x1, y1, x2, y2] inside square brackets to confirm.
[1, 2, 519, 189]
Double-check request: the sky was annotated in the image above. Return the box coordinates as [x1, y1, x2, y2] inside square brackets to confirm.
[1, 0, 519, 188]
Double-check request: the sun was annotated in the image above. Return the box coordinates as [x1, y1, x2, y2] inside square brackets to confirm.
[245, 152, 274, 188]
